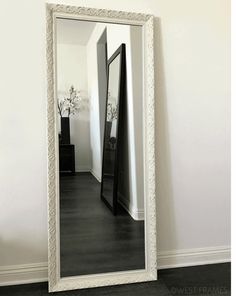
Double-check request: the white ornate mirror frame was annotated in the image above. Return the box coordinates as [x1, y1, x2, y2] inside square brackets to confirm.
[46, 3, 156, 293]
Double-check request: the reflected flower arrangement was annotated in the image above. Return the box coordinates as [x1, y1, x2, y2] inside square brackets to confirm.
[58, 85, 82, 117]
[107, 92, 118, 122]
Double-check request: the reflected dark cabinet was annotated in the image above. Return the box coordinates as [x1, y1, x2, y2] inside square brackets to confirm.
[59, 144, 75, 174]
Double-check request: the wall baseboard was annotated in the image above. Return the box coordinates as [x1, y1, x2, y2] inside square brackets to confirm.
[0, 246, 230, 286]
[76, 167, 91, 173]
[90, 169, 101, 182]
[118, 193, 144, 221]
[157, 246, 231, 270]
[75, 169, 101, 182]
[0, 262, 48, 287]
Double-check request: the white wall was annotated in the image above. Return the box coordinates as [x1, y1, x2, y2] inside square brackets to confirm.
[0, 0, 230, 284]
[57, 43, 91, 172]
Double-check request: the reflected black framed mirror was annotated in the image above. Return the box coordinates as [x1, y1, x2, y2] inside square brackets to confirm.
[101, 44, 126, 214]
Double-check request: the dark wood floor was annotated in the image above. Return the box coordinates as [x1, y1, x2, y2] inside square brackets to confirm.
[60, 173, 145, 277]
[0, 263, 230, 295]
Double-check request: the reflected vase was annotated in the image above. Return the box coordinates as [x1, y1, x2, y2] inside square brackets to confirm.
[60, 117, 70, 144]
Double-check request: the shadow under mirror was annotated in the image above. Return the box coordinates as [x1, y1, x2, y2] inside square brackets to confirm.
[56, 17, 145, 278]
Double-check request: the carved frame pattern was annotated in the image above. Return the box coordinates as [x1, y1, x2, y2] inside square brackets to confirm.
[46, 3, 156, 292]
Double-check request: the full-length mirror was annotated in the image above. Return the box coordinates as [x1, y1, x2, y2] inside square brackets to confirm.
[101, 44, 125, 214]
[47, 4, 156, 292]
[57, 17, 144, 277]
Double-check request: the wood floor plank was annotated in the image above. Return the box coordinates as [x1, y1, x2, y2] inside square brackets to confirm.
[60, 172, 145, 277]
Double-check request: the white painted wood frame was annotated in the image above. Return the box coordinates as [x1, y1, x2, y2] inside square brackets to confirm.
[46, 3, 156, 292]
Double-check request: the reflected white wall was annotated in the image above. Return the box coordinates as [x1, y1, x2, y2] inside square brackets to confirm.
[57, 41, 91, 172]
[87, 23, 144, 220]
[97, 29, 108, 161]
[107, 24, 144, 220]
[86, 24, 107, 181]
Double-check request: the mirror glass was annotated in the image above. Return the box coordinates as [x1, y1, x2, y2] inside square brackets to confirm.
[101, 50, 121, 213]
[56, 18, 145, 278]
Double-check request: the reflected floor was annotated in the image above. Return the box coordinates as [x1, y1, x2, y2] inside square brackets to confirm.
[60, 172, 145, 277]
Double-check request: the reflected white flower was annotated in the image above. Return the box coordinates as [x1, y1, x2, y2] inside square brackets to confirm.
[107, 102, 118, 122]
[57, 85, 83, 117]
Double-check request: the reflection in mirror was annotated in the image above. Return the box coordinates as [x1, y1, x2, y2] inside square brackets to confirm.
[56, 18, 145, 278]
[101, 46, 124, 214]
